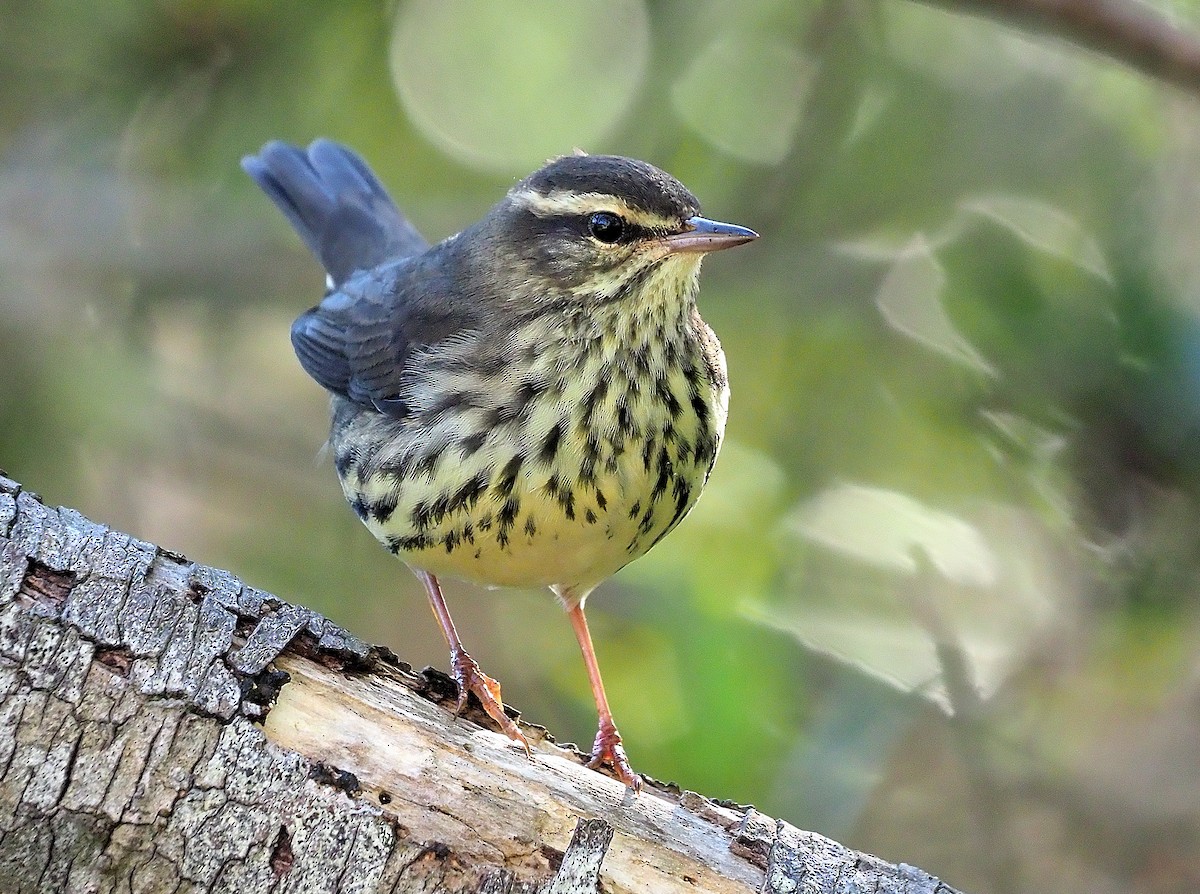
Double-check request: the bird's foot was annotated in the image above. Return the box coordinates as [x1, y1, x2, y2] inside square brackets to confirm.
[449, 650, 530, 756]
[587, 719, 641, 792]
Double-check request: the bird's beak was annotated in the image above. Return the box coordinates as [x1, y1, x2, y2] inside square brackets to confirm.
[663, 216, 759, 254]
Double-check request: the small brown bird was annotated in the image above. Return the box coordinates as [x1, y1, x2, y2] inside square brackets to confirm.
[243, 140, 756, 789]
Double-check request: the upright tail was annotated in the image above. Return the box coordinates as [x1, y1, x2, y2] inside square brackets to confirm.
[242, 139, 429, 287]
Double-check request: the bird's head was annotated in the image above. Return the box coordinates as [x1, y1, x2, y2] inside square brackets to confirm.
[473, 154, 757, 313]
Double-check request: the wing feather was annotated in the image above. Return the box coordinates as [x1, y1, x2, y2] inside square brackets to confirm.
[245, 139, 481, 416]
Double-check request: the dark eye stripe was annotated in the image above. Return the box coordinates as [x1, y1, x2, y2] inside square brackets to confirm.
[586, 217, 657, 243]
[512, 207, 666, 248]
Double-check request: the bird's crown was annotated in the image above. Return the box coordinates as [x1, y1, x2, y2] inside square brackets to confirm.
[509, 155, 700, 234]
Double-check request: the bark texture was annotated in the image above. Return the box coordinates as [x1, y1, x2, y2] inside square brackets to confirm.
[0, 473, 964, 894]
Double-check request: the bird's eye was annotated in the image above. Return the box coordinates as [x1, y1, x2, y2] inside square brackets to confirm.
[587, 211, 625, 244]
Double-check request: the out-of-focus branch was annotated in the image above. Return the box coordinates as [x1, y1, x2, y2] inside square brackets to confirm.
[924, 0, 1200, 94]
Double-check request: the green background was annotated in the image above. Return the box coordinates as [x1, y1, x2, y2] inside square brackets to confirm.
[3, 2, 1199, 891]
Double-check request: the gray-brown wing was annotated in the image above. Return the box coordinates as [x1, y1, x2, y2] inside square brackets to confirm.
[289, 252, 480, 415]
[244, 139, 479, 415]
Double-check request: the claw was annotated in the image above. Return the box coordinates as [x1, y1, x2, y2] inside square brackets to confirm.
[587, 719, 641, 791]
[417, 570, 531, 758]
[450, 650, 531, 757]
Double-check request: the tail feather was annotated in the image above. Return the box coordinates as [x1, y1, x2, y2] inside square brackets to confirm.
[242, 139, 428, 286]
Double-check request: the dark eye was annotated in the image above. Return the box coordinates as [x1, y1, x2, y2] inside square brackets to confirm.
[587, 211, 625, 244]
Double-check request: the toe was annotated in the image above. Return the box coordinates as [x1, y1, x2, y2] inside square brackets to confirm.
[587, 725, 641, 791]
[450, 654, 531, 755]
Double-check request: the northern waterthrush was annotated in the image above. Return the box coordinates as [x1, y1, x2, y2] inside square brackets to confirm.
[243, 139, 757, 789]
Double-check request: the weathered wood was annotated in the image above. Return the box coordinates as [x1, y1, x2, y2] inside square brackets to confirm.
[0, 473, 964, 893]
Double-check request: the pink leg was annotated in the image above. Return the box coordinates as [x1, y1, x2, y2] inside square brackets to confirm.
[416, 570, 529, 754]
[567, 603, 640, 791]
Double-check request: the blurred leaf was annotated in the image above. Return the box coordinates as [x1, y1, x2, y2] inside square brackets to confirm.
[766, 496, 1073, 709]
[788, 482, 998, 586]
[875, 235, 998, 375]
[960, 195, 1112, 282]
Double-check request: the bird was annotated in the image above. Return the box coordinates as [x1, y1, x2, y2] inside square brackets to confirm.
[242, 139, 757, 790]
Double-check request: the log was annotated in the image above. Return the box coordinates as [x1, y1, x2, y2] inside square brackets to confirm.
[0, 472, 964, 893]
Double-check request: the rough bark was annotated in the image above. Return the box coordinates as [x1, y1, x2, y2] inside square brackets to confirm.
[0, 472, 964, 894]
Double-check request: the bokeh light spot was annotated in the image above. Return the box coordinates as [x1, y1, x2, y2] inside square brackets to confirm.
[390, 0, 649, 173]
[671, 33, 812, 165]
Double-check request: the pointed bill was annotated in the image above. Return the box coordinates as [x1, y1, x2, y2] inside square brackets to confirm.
[663, 216, 758, 254]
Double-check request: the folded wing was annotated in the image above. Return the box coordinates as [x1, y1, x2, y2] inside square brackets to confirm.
[243, 139, 477, 415]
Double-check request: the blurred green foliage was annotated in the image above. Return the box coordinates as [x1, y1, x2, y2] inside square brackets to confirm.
[3, 1, 1200, 891]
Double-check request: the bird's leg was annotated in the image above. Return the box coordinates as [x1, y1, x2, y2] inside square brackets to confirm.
[566, 602, 641, 791]
[415, 570, 529, 754]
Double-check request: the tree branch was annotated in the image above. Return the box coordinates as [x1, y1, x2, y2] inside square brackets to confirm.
[0, 471, 964, 893]
[922, 0, 1200, 95]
